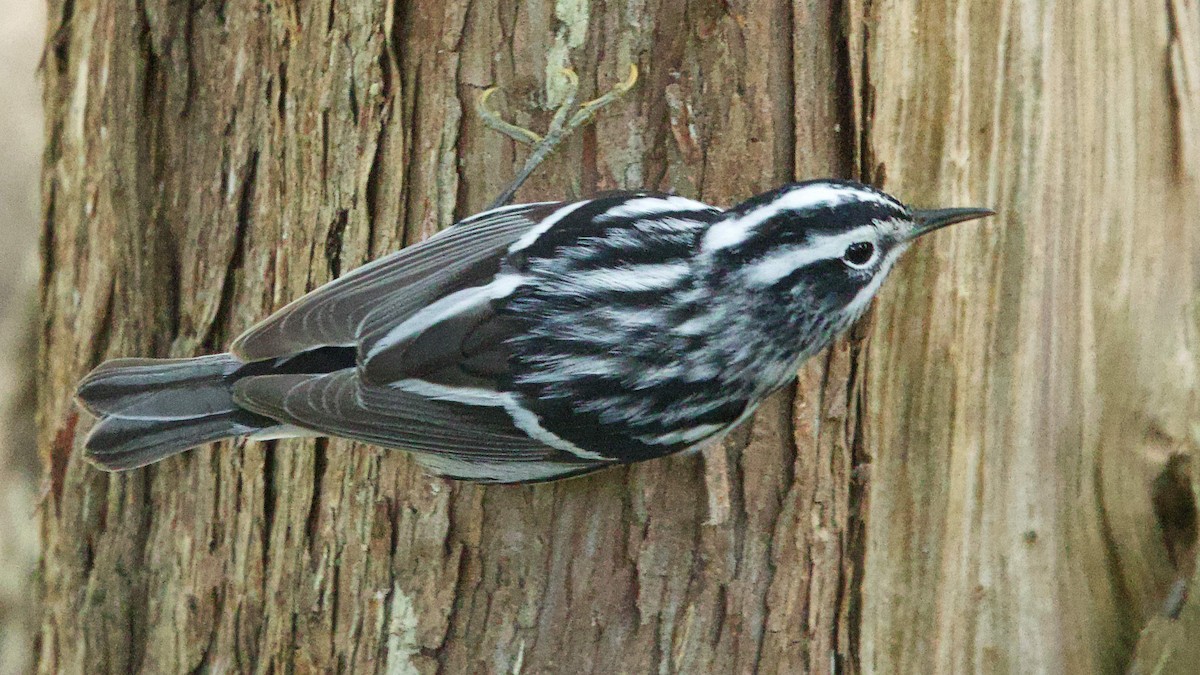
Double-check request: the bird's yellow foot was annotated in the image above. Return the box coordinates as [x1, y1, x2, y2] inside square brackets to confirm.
[478, 65, 639, 209]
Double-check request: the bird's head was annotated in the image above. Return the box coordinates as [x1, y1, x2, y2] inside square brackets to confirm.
[701, 179, 994, 332]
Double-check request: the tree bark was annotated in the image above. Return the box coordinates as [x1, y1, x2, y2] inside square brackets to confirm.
[36, 1, 1199, 674]
[858, 2, 1200, 672]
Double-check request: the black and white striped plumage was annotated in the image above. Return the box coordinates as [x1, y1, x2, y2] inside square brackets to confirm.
[76, 180, 992, 482]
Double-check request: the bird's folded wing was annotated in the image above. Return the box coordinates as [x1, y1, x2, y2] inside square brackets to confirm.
[231, 202, 560, 362]
[356, 266, 520, 389]
[232, 370, 604, 482]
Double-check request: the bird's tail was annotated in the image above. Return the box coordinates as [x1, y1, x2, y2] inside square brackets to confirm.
[75, 353, 277, 471]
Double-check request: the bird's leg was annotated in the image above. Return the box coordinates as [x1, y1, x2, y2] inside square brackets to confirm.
[478, 65, 639, 210]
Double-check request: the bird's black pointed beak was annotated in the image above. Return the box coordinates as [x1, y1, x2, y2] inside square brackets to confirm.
[907, 207, 996, 241]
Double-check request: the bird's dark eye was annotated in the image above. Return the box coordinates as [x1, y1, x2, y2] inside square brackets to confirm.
[842, 242, 876, 268]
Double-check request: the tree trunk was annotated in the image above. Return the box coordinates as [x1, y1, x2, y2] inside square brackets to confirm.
[37, 1, 1199, 674]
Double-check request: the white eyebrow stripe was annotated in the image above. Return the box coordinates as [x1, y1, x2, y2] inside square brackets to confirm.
[702, 184, 898, 252]
[599, 195, 716, 220]
[743, 225, 879, 286]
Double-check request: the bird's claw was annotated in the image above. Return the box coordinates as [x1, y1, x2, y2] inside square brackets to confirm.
[476, 87, 544, 145]
[569, 64, 639, 129]
[478, 65, 640, 210]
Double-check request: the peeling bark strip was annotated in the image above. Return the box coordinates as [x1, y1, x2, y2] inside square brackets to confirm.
[36, 2, 1199, 675]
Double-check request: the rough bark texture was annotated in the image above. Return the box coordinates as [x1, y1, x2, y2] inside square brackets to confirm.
[857, 1, 1200, 673]
[36, 1, 1200, 674]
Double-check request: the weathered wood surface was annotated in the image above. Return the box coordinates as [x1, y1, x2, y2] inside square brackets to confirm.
[857, 1, 1200, 673]
[37, 1, 1199, 673]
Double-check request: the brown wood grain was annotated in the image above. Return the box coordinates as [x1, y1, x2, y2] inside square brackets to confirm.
[857, 1, 1200, 673]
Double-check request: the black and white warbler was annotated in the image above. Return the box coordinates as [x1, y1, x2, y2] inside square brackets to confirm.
[75, 180, 992, 482]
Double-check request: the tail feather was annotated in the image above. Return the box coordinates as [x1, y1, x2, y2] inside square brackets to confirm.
[76, 353, 276, 471]
[83, 411, 267, 471]
[76, 354, 243, 418]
